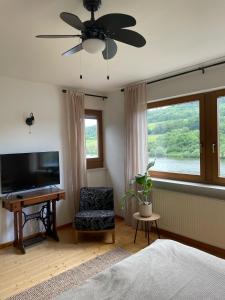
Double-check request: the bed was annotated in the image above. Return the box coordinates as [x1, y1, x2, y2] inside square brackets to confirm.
[56, 240, 225, 300]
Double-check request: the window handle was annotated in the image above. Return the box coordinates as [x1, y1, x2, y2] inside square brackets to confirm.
[200, 143, 203, 154]
[212, 143, 216, 153]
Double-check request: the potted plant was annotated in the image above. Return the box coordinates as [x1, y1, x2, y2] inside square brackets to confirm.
[121, 161, 155, 217]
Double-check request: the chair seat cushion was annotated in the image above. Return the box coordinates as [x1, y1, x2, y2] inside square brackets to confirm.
[75, 210, 115, 231]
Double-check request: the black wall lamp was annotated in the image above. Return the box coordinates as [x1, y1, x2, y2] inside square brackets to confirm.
[26, 113, 35, 133]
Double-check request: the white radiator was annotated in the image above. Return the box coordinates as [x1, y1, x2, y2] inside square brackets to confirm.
[152, 188, 225, 249]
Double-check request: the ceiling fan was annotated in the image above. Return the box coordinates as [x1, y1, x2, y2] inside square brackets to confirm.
[36, 0, 146, 60]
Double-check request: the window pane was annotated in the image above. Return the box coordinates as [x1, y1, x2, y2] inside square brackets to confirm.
[218, 96, 225, 177]
[148, 101, 200, 175]
[85, 118, 99, 158]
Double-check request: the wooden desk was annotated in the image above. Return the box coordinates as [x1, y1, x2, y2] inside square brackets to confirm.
[2, 188, 65, 254]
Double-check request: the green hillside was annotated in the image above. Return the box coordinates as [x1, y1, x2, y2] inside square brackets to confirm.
[147, 100, 225, 159]
[85, 125, 98, 157]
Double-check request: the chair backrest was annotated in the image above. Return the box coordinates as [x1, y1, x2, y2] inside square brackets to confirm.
[80, 187, 114, 211]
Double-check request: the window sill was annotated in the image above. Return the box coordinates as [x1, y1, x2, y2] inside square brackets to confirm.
[152, 178, 225, 200]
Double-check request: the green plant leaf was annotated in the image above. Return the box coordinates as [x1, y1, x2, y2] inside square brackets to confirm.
[135, 175, 145, 185]
[145, 177, 152, 188]
[120, 162, 154, 209]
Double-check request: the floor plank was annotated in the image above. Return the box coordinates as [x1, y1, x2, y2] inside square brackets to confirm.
[0, 219, 157, 300]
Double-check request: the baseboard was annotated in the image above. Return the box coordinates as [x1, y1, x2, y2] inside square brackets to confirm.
[0, 232, 44, 249]
[57, 222, 73, 230]
[0, 241, 14, 249]
[0, 222, 72, 250]
[115, 215, 124, 221]
[151, 227, 225, 259]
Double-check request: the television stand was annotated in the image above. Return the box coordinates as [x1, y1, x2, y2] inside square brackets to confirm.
[2, 188, 65, 254]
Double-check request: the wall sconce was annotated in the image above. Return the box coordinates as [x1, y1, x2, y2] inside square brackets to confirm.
[26, 113, 35, 134]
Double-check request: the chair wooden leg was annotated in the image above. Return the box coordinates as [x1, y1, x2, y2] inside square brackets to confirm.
[74, 229, 78, 244]
[112, 229, 115, 244]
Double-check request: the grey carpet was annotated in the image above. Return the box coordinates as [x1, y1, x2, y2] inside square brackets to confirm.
[7, 247, 130, 300]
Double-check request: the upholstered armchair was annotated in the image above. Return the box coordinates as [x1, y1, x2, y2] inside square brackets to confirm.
[74, 187, 115, 243]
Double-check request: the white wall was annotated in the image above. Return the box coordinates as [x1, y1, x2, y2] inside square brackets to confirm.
[0, 76, 107, 243]
[148, 63, 225, 101]
[105, 64, 225, 249]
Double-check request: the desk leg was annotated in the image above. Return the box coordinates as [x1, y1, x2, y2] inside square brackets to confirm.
[13, 212, 18, 247]
[18, 209, 25, 254]
[45, 201, 51, 236]
[52, 200, 59, 241]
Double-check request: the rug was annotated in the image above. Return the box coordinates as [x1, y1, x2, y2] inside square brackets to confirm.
[8, 248, 131, 300]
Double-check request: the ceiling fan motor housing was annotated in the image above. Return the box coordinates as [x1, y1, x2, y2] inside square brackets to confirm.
[83, 28, 105, 41]
[83, 0, 102, 12]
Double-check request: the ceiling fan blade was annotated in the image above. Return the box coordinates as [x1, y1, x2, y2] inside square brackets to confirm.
[95, 13, 136, 31]
[113, 29, 146, 48]
[36, 35, 81, 38]
[62, 43, 83, 56]
[102, 39, 117, 60]
[60, 12, 85, 31]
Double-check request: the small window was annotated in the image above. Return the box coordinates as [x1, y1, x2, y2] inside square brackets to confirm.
[85, 110, 103, 169]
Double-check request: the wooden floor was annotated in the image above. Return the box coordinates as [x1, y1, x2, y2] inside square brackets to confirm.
[0, 219, 158, 300]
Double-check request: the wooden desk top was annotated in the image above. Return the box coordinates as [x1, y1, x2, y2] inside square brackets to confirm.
[2, 188, 65, 212]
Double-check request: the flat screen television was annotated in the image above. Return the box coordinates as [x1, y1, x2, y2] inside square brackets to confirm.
[0, 151, 60, 194]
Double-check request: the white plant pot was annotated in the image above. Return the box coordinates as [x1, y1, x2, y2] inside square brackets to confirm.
[139, 203, 152, 217]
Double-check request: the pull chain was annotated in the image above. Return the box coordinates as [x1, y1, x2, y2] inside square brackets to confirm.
[80, 38, 83, 79]
[107, 61, 109, 80]
[106, 39, 110, 80]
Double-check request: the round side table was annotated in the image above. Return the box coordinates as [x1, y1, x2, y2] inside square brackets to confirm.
[133, 212, 161, 245]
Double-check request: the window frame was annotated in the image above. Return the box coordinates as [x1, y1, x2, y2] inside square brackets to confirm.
[205, 89, 225, 186]
[85, 109, 104, 169]
[147, 93, 207, 184]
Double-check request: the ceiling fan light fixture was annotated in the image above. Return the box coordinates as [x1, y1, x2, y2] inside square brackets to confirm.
[82, 38, 106, 53]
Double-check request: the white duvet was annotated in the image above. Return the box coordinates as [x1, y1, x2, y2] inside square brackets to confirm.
[56, 239, 225, 300]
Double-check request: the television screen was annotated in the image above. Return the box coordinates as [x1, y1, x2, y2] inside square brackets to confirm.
[0, 151, 60, 194]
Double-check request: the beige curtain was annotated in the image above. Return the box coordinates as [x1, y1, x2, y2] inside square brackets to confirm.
[63, 91, 87, 214]
[124, 83, 148, 226]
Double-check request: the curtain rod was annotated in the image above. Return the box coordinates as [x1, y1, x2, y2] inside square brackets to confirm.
[120, 60, 225, 92]
[62, 89, 108, 100]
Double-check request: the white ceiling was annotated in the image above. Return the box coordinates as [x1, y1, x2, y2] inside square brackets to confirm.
[1, 0, 225, 92]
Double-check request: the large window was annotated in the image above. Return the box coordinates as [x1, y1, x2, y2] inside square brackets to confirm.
[85, 110, 103, 169]
[147, 90, 225, 185]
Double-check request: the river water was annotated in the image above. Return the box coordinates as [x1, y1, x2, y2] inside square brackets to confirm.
[150, 157, 225, 177]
